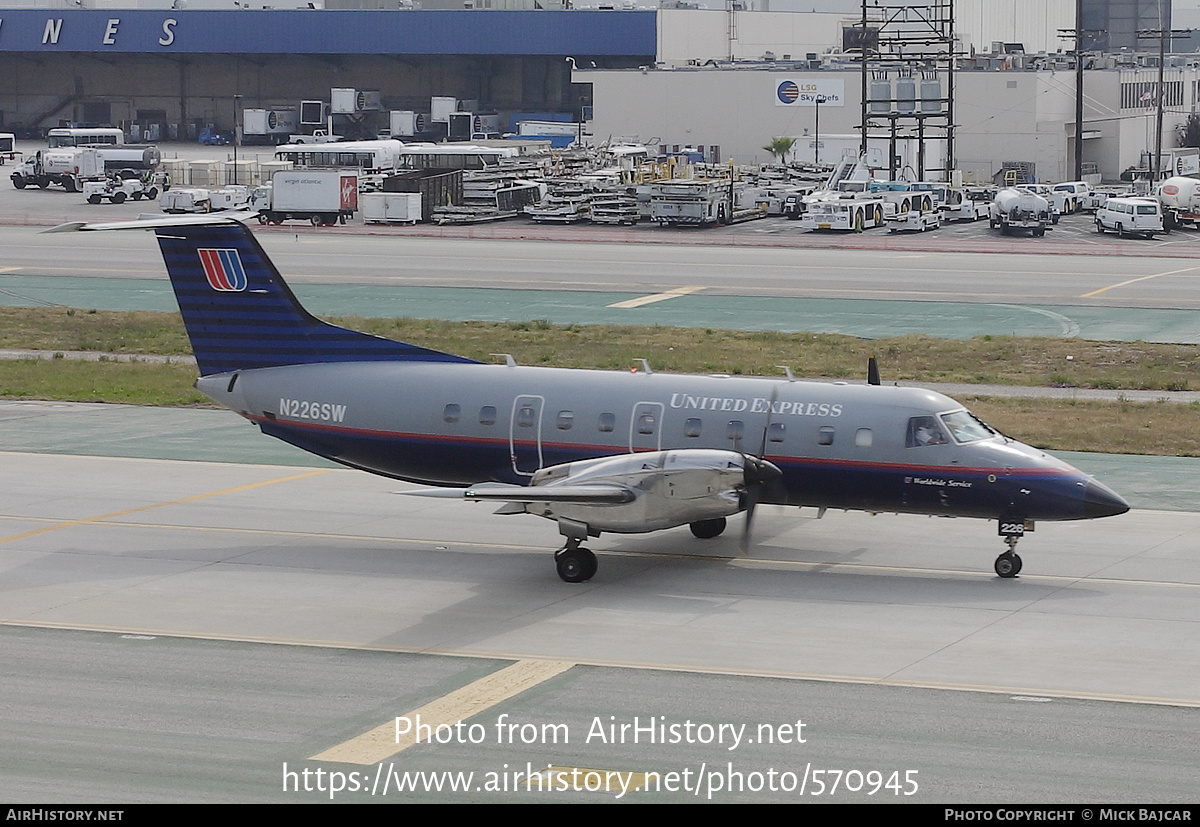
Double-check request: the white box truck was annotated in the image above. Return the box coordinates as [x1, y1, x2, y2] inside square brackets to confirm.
[243, 108, 299, 145]
[251, 169, 358, 226]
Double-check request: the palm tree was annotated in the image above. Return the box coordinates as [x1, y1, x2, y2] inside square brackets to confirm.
[763, 136, 797, 164]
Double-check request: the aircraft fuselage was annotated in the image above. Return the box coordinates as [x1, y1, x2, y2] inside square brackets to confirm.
[197, 360, 1121, 525]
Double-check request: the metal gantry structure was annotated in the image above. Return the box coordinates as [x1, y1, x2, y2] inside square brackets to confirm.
[856, 0, 956, 182]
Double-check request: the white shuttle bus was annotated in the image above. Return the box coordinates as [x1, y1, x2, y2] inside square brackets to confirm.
[47, 127, 125, 148]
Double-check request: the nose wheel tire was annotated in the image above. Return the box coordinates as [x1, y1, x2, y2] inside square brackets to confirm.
[994, 551, 1023, 578]
[555, 547, 597, 583]
[689, 517, 727, 539]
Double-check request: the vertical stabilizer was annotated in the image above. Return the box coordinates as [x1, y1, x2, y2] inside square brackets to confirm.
[149, 220, 474, 375]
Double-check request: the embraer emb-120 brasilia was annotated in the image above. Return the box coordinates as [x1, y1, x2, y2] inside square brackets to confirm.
[48, 214, 1130, 583]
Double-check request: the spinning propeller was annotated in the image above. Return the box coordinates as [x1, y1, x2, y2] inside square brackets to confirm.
[739, 386, 783, 553]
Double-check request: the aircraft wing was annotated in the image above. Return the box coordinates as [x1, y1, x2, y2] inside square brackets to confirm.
[405, 481, 637, 505]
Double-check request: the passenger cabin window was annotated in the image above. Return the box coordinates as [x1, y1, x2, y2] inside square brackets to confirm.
[855, 428, 873, 448]
[906, 415, 948, 447]
[479, 406, 496, 426]
[767, 422, 785, 443]
[598, 413, 615, 433]
[557, 411, 574, 430]
[443, 404, 460, 424]
[516, 405, 537, 428]
[684, 418, 702, 438]
[637, 413, 656, 435]
[726, 420, 745, 443]
[818, 426, 835, 446]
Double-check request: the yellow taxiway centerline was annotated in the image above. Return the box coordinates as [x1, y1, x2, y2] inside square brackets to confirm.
[310, 659, 574, 765]
[1079, 265, 1199, 298]
[607, 286, 706, 308]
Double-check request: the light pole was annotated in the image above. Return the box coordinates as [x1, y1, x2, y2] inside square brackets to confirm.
[232, 93, 241, 186]
[814, 94, 827, 164]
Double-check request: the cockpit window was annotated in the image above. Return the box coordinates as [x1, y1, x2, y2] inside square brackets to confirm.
[939, 410, 996, 443]
[906, 415, 948, 447]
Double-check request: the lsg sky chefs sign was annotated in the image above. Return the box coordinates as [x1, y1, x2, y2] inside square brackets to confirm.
[774, 79, 845, 107]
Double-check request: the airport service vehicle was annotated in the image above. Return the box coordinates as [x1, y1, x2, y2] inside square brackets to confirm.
[249, 170, 358, 226]
[49, 214, 1130, 583]
[83, 174, 159, 204]
[1094, 197, 1165, 238]
[287, 129, 342, 145]
[0, 133, 16, 165]
[1155, 176, 1200, 229]
[11, 145, 161, 192]
[1052, 181, 1092, 215]
[886, 191, 941, 232]
[799, 194, 885, 232]
[1080, 186, 1129, 212]
[1016, 183, 1063, 223]
[649, 179, 734, 226]
[11, 148, 102, 191]
[160, 186, 250, 214]
[243, 107, 299, 145]
[275, 139, 404, 176]
[45, 127, 124, 148]
[910, 183, 989, 222]
[198, 127, 233, 146]
[989, 188, 1051, 236]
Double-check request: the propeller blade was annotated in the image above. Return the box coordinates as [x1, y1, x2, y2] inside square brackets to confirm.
[868, 354, 881, 386]
[741, 487, 758, 554]
[740, 456, 782, 553]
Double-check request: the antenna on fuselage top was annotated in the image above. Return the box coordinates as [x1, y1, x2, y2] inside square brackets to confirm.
[867, 354, 881, 386]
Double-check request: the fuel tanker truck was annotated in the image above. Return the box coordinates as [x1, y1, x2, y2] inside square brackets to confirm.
[988, 187, 1051, 237]
[1156, 176, 1200, 229]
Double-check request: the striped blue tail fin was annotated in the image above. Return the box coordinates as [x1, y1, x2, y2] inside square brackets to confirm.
[155, 222, 475, 376]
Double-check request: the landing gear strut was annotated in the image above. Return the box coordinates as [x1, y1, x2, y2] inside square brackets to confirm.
[994, 535, 1023, 578]
[554, 518, 598, 583]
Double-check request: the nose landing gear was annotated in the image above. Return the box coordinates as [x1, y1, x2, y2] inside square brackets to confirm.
[994, 534, 1023, 578]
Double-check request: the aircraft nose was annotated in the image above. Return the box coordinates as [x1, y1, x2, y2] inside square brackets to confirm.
[1083, 479, 1130, 518]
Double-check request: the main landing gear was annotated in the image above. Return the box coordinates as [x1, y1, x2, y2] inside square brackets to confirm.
[994, 535, 1023, 578]
[555, 539, 598, 583]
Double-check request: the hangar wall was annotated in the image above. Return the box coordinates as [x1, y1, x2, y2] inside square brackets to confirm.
[0, 9, 655, 132]
[0, 52, 598, 134]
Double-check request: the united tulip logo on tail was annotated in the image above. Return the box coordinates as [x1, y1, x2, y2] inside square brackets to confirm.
[198, 248, 248, 291]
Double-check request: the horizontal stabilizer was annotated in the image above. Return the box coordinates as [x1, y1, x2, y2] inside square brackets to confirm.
[42, 212, 259, 234]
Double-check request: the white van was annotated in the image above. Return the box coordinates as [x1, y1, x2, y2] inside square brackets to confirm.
[1095, 197, 1165, 238]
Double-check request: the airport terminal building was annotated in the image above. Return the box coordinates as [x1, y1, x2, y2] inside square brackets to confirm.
[0, 1, 1193, 182]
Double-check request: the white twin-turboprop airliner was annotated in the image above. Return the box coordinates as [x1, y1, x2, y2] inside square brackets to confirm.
[48, 214, 1130, 582]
